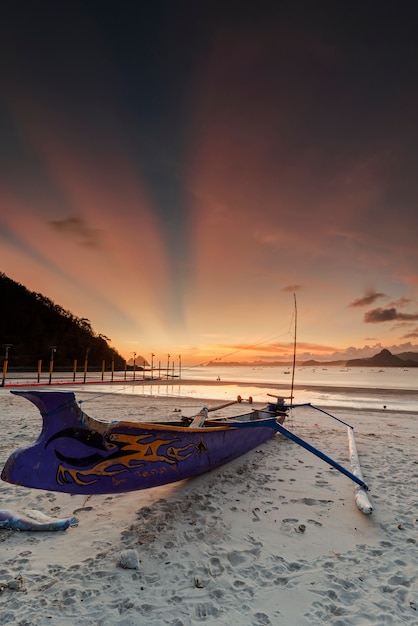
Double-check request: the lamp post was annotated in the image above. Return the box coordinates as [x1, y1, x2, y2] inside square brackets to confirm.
[133, 352, 136, 381]
[2, 344, 12, 387]
[167, 354, 170, 379]
[48, 346, 57, 385]
[150, 353, 155, 380]
[178, 354, 181, 380]
[83, 348, 90, 383]
[111, 352, 115, 382]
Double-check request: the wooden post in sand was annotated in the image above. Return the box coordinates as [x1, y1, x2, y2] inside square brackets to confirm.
[347, 427, 373, 515]
[83, 348, 90, 384]
[48, 346, 56, 385]
[2, 344, 12, 387]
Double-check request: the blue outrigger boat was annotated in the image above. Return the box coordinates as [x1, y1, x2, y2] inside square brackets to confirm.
[1, 390, 370, 509]
[1, 391, 288, 495]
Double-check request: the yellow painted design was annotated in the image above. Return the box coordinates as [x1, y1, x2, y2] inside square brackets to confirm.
[56, 432, 198, 487]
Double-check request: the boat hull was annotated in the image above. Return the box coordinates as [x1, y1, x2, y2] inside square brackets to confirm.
[1, 391, 284, 495]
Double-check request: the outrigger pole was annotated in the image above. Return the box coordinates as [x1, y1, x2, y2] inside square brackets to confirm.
[233, 417, 368, 490]
[272, 420, 369, 490]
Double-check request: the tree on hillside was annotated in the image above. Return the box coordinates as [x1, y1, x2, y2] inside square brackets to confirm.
[0, 272, 126, 369]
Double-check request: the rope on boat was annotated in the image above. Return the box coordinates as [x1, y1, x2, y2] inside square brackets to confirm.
[180, 297, 296, 371]
[290, 402, 354, 429]
[76, 386, 138, 407]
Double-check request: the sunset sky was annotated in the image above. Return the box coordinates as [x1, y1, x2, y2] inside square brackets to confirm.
[1, 1, 418, 365]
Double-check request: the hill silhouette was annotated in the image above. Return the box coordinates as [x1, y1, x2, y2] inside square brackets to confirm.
[302, 348, 418, 367]
[345, 348, 418, 367]
[0, 272, 125, 369]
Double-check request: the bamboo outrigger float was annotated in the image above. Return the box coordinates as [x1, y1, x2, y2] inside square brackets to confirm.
[347, 426, 373, 514]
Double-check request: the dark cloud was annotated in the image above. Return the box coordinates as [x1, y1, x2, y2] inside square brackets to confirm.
[283, 284, 303, 292]
[364, 307, 418, 323]
[49, 214, 102, 248]
[349, 290, 387, 307]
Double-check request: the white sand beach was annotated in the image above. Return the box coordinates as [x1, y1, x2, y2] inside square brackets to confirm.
[0, 385, 417, 625]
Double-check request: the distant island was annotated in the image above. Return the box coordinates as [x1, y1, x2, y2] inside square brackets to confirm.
[302, 348, 418, 367]
[207, 349, 418, 368]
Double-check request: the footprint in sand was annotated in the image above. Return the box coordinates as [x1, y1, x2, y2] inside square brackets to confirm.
[194, 601, 221, 619]
[227, 551, 249, 567]
[232, 579, 254, 595]
[253, 612, 272, 624]
[209, 556, 224, 576]
[287, 561, 304, 571]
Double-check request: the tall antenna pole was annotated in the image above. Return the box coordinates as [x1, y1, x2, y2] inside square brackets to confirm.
[290, 293, 297, 406]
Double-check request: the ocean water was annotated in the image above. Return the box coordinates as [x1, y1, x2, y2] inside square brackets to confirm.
[3, 365, 417, 412]
[128, 365, 418, 412]
[182, 364, 417, 391]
